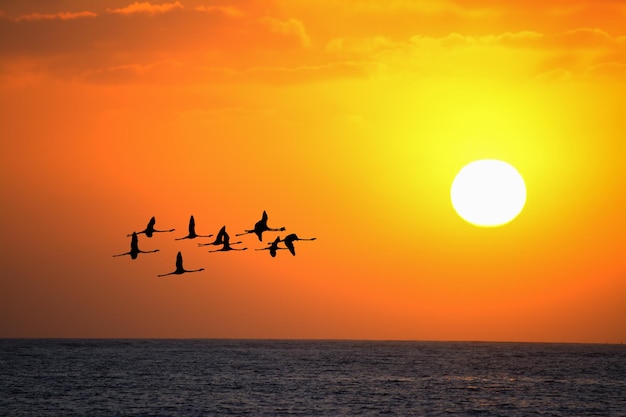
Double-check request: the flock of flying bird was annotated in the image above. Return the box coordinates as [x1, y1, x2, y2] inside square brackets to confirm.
[113, 211, 316, 277]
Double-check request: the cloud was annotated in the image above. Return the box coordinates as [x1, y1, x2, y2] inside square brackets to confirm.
[326, 36, 395, 55]
[78, 61, 184, 84]
[584, 62, 626, 81]
[546, 28, 625, 49]
[408, 31, 544, 49]
[1, 0, 623, 88]
[528, 68, 574, 84]
[279, 0, 500, 18]
[12, 11, 98, 21]
[327, 31, 546, 56]
[258, 17, 311, 48]
[193, 6, 244, 17]
[324, 28, 626, 84]
[244, 61, 366, 83]
[404, 29, 626, 51]
[107, 1, 183, 15]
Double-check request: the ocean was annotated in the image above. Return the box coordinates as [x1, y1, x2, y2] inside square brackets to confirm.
[1, 339, 624, 416]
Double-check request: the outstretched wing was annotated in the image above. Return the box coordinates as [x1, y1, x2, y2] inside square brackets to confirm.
[175, 251, 184, 270]
[216, 225, 227, 244]
[130, 232, 139, 252]
[284, 240, 296, 256]
[145, 216, 157, 237]
[188, 215, 195, 234]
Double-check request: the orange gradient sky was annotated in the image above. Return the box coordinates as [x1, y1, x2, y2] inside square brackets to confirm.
[1, 0, 624, 342]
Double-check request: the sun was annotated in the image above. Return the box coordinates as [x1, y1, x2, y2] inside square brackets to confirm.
[451, 159, 526, 227]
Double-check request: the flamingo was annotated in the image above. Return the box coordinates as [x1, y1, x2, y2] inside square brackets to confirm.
[113, 232, 159, 260]
[128, 216, 175, 238]
[208, 230, 247, 253]
[157, 251, 204, 277]
[255, 236, 287, 258]
[236, 210, 285, 241]
[175, 215, 213, 240]
[281, 233, 316, 256]
[198, 225, 228, 247]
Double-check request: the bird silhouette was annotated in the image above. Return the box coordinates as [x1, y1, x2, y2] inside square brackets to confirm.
[157, 251, 204, 277]
[255, 236, 287, 257]
[208, 230, 247, 252]
[128, 216, 175, 238]
[281, 233, 316, 256]
[197, 225, 228, 247]
[236, 210, 285, 241]
[113, 232, 159, 260]
[175, 215, 213, 240]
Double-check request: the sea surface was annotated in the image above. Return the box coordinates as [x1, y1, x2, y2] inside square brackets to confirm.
[1, 339, 624, 416]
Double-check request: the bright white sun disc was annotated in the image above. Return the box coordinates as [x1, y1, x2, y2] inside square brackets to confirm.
[451, 159, 526, 227]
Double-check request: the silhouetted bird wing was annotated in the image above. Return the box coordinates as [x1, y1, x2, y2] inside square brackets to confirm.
[148, 216, 156, 229]
[130, 232, 139, 252]
[216, 226, 227, 244]
[284, 240, 296, 256]
[175, 251, 184, 270]
[188, 216, 196, 234]
[284, 234, 298, 243]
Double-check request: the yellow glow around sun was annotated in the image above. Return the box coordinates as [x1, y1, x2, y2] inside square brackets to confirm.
[451, 160, 526, 227]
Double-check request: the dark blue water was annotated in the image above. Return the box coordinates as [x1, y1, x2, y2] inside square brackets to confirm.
[1, 339, 624, 416]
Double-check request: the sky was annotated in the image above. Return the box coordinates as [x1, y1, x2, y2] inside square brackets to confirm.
[1, 0, 624, 342]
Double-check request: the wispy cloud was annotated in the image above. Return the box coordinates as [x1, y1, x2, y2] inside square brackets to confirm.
[194, 5, 244, 17]
[258, 17, 311, 48]
[407, 29, 625, 50]
[244, 61, 365, 83]
[584, 62, 626, 81]
[13, 11, 97, 21]
[325, 29, 626, 83]
[107, 1, 183, 15]
[280, 0, 500, 18]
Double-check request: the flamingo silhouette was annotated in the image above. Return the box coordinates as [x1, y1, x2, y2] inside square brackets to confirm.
[128, 216, 175, 238]
[208, 230, 247, 253]
[281, 233, 316, 256]
[175, 215, 213, 240]
[255, 236, 287, 258]
[236, 210, 285, 241]
[198, 225, 228, 247]
[113, 232, 159, 260]
[157, 251, 204, 277]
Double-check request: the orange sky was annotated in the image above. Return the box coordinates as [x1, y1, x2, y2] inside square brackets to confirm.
[1, 0, 624, 342]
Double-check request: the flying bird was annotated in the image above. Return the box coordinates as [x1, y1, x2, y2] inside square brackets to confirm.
[128, 216, 175, 238]
[175, 215, 213, 240]
[281, 233, 316, 256]
[113, 232, 159, 260]
[208, 230, 247, 253]
[236, 210, 285, 241]
[157, 251, 204, 277]
[198, 225, 228, 247]
[255, 236, 287, 258]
